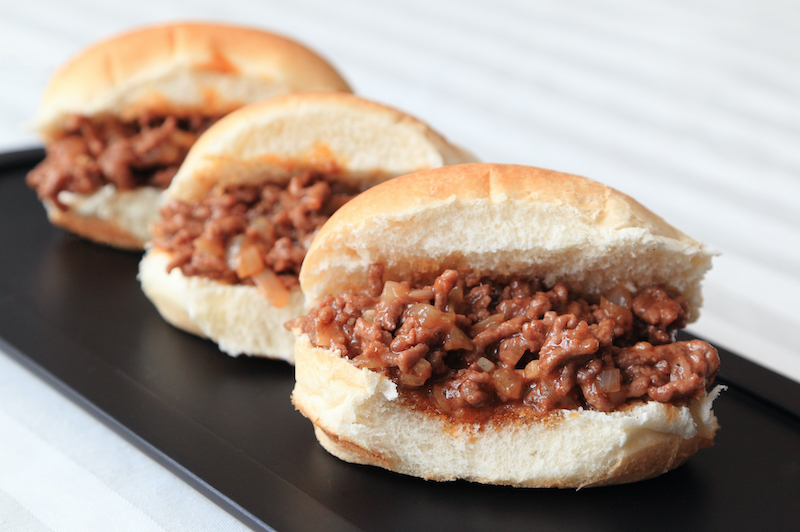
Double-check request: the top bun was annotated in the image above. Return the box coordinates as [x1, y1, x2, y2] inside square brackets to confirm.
[33, 22, 351, 139]
[300, 163, 715, 320]
[165, 92, 476, 203]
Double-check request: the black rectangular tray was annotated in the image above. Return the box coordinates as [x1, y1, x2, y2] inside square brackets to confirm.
[2, 149, 799, 531]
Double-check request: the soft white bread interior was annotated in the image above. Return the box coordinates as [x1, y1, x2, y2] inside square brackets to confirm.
[45, 186, 162, 250]
[140, 93, 476, 360]
[139, 248, 303, 360]
[292, 162, 720, 486]
[33, 22, 351, 139]
[293, 335, 722, 488]
[301, 163, 715, 322]
[33, 21, 351, 250]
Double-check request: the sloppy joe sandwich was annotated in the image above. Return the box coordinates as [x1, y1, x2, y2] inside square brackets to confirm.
[26, 21, 351, 250]
[138, 92, 476, 361]
[289, 162, 722, 488]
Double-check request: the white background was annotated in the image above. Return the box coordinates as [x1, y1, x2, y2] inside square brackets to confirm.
[1, 0, 799, 530]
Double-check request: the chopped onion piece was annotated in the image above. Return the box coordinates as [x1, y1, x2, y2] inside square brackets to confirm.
[353, 353, 383, 370]
[313, 323, 347, 352]
[431, 383, 453, 413]
[445, 287, 464, 312]
[597, 368, 621, 392]
[249, 215, 273, 236]
[472, 313, 503, 334]
[226, 234, 245, 270]
[604, 284, 632, 309]
[400, 358, 432, 387]
[252, 268, 291, 307]
[235, 244, 265, 278]
[380, 281, 409, 304]
[490, 367, 524, 401]
[443, 325, 474, 351]
[409, 287, 435, 302]
[405, 303, 448, 327]
[193, 236, 225, 257]
[524, 360, 540, 381]
[476, 357, 495, 372]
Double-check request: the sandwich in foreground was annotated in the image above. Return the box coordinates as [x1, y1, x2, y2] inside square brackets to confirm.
[26, 21, 351, 249]
[138, 92, 475, 361]
[289, 163, 722, 488]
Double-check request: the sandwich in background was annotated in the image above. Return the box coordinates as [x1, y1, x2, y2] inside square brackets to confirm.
[26, 21, 351, 250]
[139, 92, 476, 361]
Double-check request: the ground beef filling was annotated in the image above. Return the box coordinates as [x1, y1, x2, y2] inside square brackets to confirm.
[294, 266, 720, 418]
[150, 171, 359, 306]
[26, 113, 219, 208]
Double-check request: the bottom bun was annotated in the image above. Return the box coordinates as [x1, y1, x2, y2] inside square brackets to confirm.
[292, 334, 722, 488]
[139, 248, 301, 361]
[46, 185, 162, 250]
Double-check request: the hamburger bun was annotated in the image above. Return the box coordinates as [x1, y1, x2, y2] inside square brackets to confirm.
[138, 92, 476, 361]
[29, 21, 351, 250]
[291, 162, 721, 487]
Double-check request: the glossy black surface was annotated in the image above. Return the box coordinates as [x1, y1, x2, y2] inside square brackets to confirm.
[2, 150, 799, 531]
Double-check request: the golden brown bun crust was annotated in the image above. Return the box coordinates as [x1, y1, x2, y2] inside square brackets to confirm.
[292, 335, 720, 488]
[300, 163, 715, 321]
[166, 92, 477, 203]
[34, 21, 352, 139]
[312, 422, 709, 488]
[312, 163, 685, 241]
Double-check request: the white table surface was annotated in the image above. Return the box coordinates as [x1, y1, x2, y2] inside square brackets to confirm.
[2, 0, 799, 530]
